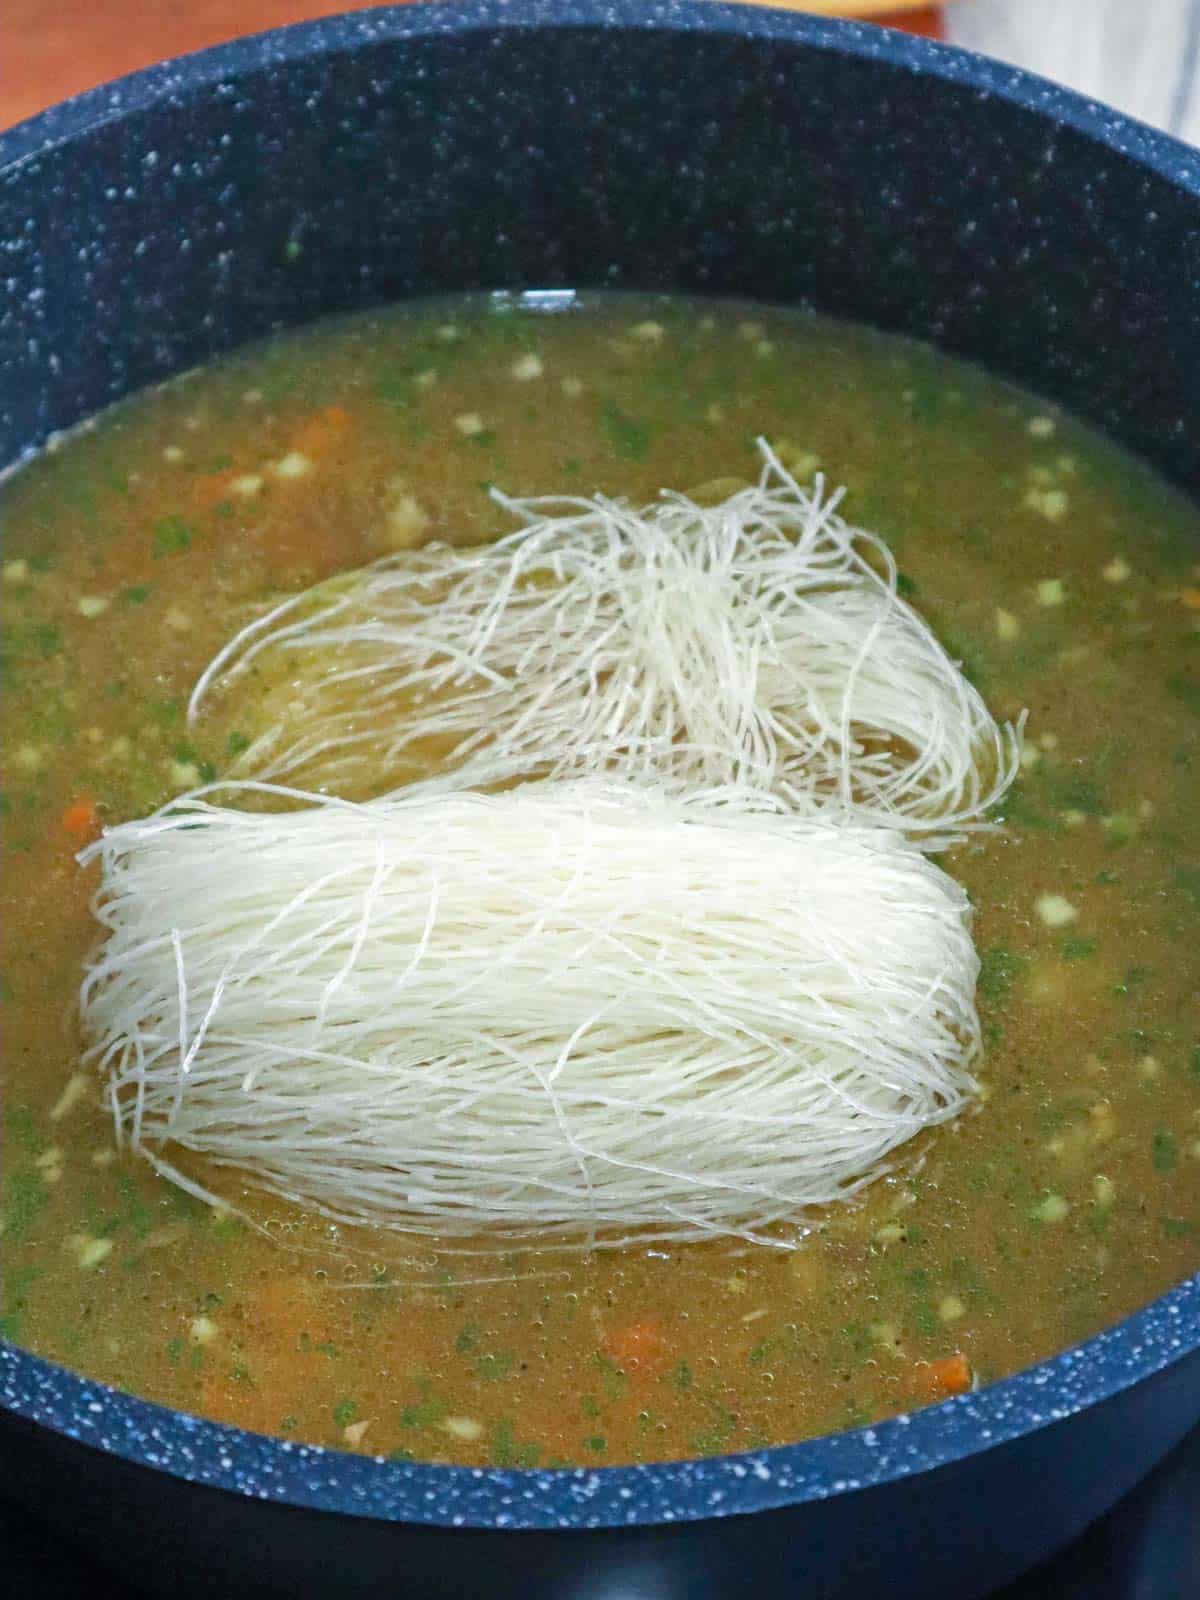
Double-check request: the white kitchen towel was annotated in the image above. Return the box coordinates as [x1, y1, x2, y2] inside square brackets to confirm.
[946, 0, 1200, 145]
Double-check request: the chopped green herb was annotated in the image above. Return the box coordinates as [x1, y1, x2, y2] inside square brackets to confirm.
[829, 1321, 874, 1372]
[1060, 935, 1099, 961]
[691, 1404, 736, 1456]
[600, 403, 651, 461]
[32, 622, 64, 658]
[332, 1399, 359, 1428]
[117, 1174, 154, 1239]
[490, 1418, 517, 1466]
[912, 1301, 939, 1338]
[977, 946, 1028, 1005]
[1152, 1129, 1179, 1174]
[165, 1186, 208, 1222]
[147, 697, 182, 726]
[152, 515, 194, 557]
[1051, 771, 1107, 816]
[120, 584, 153, 607]
[1113, 965, 1152, 997]
[1168, 675, 1200, 716]
[999, 784, 1063, 835]
[488, 1416, 538, 1466]
[932, 620, 992, 690]
[4, 1104, 44, 1155]
[2, 1168, 49, 1243]
[590, 1352, 627, 1402]
[0, 1264, 40, 1340]
[171, 742, 216, 783]
[476, 1351, 515, 1382]
[399, 1393, 446, 1431]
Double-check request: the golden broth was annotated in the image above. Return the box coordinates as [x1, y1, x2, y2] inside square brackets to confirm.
[2, 293, 1199, 1467]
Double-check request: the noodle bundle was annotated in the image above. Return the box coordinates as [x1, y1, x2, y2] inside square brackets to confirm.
[79, 781, 981, 1247]
[189, 446, 1018, 844]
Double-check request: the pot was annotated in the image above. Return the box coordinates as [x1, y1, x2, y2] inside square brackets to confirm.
[2, 5, 1199, 1596]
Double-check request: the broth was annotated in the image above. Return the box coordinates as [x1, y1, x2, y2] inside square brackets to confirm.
[2, 293, 1199, 1467]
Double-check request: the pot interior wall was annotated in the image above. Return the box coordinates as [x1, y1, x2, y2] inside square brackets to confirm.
[1, 8, 1198, 490]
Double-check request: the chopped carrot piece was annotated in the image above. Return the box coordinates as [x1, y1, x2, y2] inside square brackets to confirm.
[189, 472, 232, 510]
[62, 797, 100, 842]
[604, 1318, 670, 1376]
[291, 404, 352, 459]
[909, 1352, 972, 1404]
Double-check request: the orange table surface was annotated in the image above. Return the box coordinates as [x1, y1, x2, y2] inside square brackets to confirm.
[3, 2, 942, 131]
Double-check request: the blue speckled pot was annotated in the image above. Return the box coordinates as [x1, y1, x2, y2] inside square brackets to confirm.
[2, 6, 1199, 1596]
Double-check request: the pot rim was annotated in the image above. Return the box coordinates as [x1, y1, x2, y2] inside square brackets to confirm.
[2, 0, 1199, 1535]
